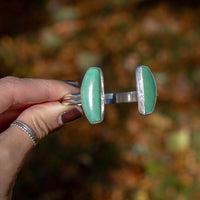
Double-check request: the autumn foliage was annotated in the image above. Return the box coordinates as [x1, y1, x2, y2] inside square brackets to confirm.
[1, 0, 200, 199]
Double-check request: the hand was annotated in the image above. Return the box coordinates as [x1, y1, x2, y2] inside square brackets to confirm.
[0, 77, 83, 200]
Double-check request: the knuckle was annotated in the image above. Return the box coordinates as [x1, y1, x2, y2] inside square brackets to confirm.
[29, 109, 50, 140]
[18, 102, 61, 141]
[19, 105, 51, 140]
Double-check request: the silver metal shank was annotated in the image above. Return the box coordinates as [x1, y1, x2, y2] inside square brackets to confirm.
[105, 91, 137, 104]
[62, 91, 138, 105]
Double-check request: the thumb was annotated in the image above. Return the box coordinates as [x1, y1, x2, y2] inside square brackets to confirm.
[16, 101, 83, 141]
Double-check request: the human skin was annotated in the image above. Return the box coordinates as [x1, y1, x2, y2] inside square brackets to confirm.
[0, 76, 83, 200]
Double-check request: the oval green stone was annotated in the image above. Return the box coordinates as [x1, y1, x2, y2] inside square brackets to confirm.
[142, 66, 157, 115]
[81, 67, 104, 124]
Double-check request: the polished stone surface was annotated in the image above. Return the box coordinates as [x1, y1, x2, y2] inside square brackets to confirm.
[81, 67, 103, 124]
[142, 66, 157, 115]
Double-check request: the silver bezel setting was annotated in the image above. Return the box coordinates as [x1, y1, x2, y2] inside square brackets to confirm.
[100, 67, 105, 123]
[136, 66, 145, 115]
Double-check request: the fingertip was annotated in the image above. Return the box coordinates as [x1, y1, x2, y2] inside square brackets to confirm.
[64, 80, 80, 88]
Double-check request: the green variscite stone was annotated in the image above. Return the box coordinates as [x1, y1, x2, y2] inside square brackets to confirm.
[81, 67, 103, 124]
[142, 66, 157, 114]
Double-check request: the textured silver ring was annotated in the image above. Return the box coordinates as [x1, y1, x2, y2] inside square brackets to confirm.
[10, 120, 38, 146]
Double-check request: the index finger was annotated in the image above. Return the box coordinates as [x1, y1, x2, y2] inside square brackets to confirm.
[0, 77, 79, 113]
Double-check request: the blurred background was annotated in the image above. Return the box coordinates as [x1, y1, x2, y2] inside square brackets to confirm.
[1, 0, 200, 199]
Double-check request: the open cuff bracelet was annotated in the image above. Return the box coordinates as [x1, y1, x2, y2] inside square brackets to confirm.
[62, 66, 157, 124]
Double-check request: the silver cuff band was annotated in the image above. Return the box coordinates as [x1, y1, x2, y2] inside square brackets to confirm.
[10, 120, 38, 146]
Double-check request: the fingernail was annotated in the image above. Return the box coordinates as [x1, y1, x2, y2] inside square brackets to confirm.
[65, 80, 80, 88]
[58, 108, 82, 125]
